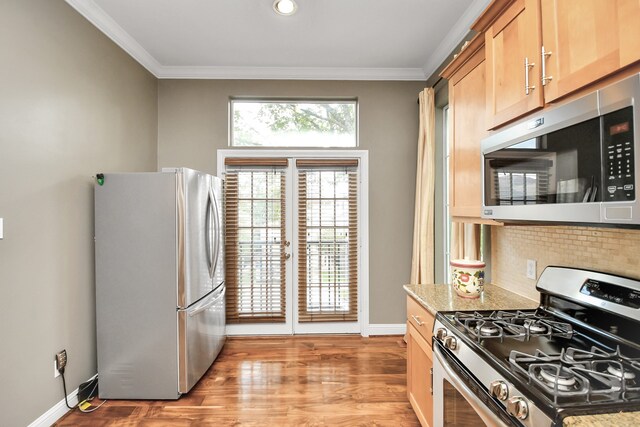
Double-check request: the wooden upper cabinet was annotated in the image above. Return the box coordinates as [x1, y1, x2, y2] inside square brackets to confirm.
[541, 0, 640, 102]
[485, 0, 543, 129]
[441, 36, 488, 219]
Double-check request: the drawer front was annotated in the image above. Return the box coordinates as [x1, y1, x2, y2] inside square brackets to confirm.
[407, 296, 435, 345]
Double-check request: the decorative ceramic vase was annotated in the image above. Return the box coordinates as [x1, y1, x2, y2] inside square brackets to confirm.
[451, 259, 485, 299]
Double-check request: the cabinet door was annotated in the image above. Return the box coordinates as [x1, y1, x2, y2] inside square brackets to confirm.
[541, 0, 640, 102]
[449, 52, 488, 218]
[407, 322, 433, 427]
[485, 0, 543, 129]
[619, 0, 640, 67]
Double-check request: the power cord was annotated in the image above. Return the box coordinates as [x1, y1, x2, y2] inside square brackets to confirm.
[77, 377, 107, 413]
[59, 369, 107, 413]
[79, 398, 107, 413]
[59, 368, 76, 410]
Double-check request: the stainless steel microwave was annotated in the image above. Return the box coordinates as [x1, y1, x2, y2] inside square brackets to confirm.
[481, 73, 639, 226]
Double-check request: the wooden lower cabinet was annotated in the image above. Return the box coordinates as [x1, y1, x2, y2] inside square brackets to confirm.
[406, 296, 435, 427]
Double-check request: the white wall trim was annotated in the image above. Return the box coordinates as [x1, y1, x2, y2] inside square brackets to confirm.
[365, 324, 407, 336]
[64, 0, 162, 76]
[422, 0, 491, 79]
[28, 374, 98, 427]
[64, 1, 427, 81]
[156, 66, 426, 81]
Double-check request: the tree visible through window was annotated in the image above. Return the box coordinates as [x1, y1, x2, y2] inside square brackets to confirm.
[231, 100, 357, 147]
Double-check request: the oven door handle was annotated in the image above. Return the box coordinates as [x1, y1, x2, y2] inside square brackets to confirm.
[433, 343, 510, 427]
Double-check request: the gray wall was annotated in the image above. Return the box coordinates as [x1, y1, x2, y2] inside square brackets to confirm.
[158, 80, 425, 324]
[0, 1, 158, 425]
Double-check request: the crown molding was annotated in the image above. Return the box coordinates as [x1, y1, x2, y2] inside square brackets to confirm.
[65, 0, 162, 76]
[156, 66, 426, 80]
[422, 0, 491, 80]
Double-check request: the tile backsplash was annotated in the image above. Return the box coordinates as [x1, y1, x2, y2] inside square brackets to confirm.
[490, 225, 640, 301]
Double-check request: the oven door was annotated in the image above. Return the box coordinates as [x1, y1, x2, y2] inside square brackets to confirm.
[433, 341, 517, 427]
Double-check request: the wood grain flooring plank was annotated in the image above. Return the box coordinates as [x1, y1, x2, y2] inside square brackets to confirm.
[55, 335, 420, 426]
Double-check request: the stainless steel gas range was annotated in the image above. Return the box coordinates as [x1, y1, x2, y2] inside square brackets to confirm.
[432, 266, 640, 426]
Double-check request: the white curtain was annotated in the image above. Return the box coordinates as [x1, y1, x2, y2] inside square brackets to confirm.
[410, 88, 436, 284]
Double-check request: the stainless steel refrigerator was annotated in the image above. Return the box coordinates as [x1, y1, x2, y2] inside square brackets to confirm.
[94, 168, 225, 399]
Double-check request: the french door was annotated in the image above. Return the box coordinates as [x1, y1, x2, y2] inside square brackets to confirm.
[219, 150, 367, 335]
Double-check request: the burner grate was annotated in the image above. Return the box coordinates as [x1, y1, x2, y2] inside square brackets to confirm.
[509, 346, 640, 403]
[453, 309, 573, 342]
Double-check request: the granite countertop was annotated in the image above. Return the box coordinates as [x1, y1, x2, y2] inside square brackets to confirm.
[563, 412, 640, 426]
[403, 282, 539, 316]
[404, 283, 640, 425]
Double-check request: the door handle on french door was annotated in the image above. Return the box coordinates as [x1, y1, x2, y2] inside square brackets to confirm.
[284, 253, 291, 260]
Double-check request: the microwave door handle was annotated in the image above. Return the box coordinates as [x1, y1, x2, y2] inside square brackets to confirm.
[433, 344, 509, 427]
[590, 184, 598, 202]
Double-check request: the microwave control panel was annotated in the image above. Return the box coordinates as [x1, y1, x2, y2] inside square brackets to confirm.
[603, 107, 635, 201]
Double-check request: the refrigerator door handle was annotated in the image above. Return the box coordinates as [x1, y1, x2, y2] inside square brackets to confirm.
[210, 186, 221, 278]
[188, 287, 225, 317]
[205, 189, 215, 278]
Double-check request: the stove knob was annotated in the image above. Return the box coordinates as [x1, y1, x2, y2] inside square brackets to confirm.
[435, 328, 448, 341]
[443, 335, 457, 350]
[489, 380, 509, 401]
[507, 396, 529, 420]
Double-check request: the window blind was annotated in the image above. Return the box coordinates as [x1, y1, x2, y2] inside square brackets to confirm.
[297, 161, 358, 322]
[491, 159, 552, 205]
[225, 164, 287, 323]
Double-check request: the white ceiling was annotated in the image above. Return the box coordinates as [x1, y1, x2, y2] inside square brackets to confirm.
[65, 0, 490, 80]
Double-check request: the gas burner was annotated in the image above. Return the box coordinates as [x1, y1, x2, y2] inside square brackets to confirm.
[527, 321, 547, 334]
[607, 364, 637, 380]
[475, 323, 500, 336]
[538, 365, 578, 391]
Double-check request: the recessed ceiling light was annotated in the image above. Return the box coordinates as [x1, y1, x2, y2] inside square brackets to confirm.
[273, 0, 297, 16]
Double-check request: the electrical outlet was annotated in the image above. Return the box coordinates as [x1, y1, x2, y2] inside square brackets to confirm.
[526, 259, 537, 280]
[55, 349, 67, 377]
[54, 359, 60, 378]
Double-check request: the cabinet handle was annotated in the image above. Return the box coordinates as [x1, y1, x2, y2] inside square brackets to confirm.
[541, 46, 553, 86]
[524, 57, 536, 95]
[411, 314, 424, 326]
[430, 368, 434, 395]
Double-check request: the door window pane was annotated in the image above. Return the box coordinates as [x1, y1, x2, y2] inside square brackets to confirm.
[225, 169, 287, 323]
[298, 168, 358, 322]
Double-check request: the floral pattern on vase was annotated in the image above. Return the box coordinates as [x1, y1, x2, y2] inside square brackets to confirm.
[451, 260, 485, 299]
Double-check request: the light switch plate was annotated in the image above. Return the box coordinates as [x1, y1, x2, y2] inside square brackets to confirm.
[526, 259, 537, 280]
[0, 218, 3, 239]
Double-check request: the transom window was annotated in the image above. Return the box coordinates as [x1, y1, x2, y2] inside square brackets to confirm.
[230, 99, 357, 148]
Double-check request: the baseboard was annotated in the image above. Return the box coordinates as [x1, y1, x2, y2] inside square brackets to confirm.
[366, 323, 407, 336]
[28, 374, 98, 427]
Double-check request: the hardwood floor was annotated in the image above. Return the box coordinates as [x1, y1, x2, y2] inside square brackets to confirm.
[56, 335, 420, 426]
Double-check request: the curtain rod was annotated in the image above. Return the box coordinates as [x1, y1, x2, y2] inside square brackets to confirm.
[417, 77, 443, 104]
